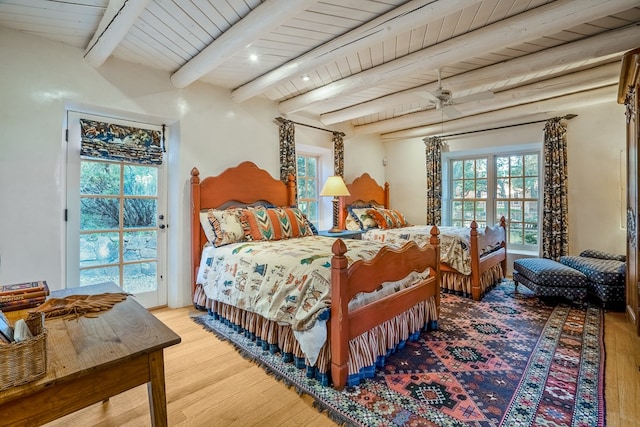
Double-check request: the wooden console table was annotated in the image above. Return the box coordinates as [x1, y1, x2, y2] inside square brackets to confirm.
[0, 282, 181, 426]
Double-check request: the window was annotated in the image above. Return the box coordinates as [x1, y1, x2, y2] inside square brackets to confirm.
[297, 155, 319, 228]
[445, 148, 540, 251]
[451, 158, 488, 227]
[495, 154, 540, 248]
[79, 160, 159, 293]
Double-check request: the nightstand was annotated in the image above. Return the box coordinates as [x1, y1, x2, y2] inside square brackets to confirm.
[317, 229, 364, 240]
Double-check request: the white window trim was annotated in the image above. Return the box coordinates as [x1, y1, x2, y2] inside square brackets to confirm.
[296, 144, 333, 231]
[442, 142, 543, 251]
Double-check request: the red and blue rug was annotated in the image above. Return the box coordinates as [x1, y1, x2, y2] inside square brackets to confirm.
[193, 281, 605, 426]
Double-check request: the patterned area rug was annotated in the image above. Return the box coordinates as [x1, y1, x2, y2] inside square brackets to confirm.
[192, 281, 605, 426]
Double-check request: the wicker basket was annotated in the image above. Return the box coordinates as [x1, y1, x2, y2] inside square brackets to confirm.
[0, 312, 47, 391]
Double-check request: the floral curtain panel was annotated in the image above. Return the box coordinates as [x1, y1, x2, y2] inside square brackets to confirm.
[424, 136, 443, 225]
[542, 117, 569, 260]
[80, 119, 164, 165]
[278, 119, 297, 196]
[332, 131, 344, 177]
[331, 131, 345, 227]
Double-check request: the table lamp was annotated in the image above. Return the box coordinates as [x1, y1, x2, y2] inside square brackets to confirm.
[320, 175, 351, 233]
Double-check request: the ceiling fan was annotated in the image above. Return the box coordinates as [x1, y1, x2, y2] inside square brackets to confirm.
[418, 69, 495, 119]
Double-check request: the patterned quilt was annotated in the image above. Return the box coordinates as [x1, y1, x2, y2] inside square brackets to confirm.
[362, 225, 477, 275]
[202, 236, 429, 332]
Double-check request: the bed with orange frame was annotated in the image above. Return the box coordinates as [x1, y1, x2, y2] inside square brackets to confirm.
[190, 161, 441, 389]
[340, 173, 507, 301]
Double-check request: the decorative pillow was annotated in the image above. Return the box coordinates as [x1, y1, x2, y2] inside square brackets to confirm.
[206, 208, 246, 247]
[348, 206, 378, 230]
[273, 207, 315, 238]
[199, 211, 217, 244]
[196, 244, 216, 284]
[242, 206, 314, 241]
[303, 213, 319, 235]
[345, 215, 361, 231]
[367, 208, 409, 229]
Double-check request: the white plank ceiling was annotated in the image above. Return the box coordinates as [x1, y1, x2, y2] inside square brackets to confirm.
[1, 0, 639, 138]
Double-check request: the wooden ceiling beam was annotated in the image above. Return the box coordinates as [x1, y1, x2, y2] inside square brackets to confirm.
[320, 24, 639, 125]
[354, 62, 620, 135]
[278, 0, 638, 115]
[84, 0, 151, 68]
[230, 0, 481, 103]
[170, 0, 317, 89]
[380, 85, 617, 140]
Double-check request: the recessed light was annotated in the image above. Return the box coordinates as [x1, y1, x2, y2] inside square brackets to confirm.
[249, 54, 258, 62]
[301, 74, 310, 81]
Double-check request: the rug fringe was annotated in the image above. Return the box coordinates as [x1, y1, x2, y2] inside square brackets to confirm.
[193, 315, 299, 389]
[193, 314, 365, 426]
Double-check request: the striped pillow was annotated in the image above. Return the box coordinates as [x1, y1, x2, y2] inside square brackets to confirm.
[367, 208, 409, 229]
[242, 206, 314, 241]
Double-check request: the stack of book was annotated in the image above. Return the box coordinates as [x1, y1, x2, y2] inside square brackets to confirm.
[0, 281, 49, 312]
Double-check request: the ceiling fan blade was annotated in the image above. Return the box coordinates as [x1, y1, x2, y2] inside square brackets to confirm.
[454, 90, 494, 104]
[442, 105, 463, 119]
[416, 90, 439, 102]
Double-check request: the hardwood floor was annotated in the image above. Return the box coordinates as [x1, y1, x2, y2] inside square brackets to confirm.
[43, 306, 640, 427]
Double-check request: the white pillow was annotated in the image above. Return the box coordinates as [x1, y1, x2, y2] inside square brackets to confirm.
[349, 207, 378, 230]
[207, 208, 246, 247]
[199, 211, 217, 243]
[196, 244, 216, 284]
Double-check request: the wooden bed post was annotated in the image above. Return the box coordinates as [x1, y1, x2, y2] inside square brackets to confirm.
[330, 238, 349, 390]
[190, 167, 201, 299]
[383, 182, 390, 208]
[469, 221, 481, 301]
[430, 225, 441, 318]
[499, 216, 508, 275]
[286, 174, 296, 206]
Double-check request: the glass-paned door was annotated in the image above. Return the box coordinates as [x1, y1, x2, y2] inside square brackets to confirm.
[66, 112, 167, 308]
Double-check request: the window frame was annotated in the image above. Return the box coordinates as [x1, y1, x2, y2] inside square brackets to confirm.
[442, 142, 542, 253]
[296, 153, 321, 229]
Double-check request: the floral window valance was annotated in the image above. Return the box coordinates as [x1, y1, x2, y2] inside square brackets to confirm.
[80, 119, 164, 165]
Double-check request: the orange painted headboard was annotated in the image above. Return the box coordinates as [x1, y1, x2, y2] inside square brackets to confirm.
[339, 173, 389, 228]
[190, 161, 296, 296]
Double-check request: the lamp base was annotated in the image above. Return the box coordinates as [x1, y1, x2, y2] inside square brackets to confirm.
[327, 226, 343, 233]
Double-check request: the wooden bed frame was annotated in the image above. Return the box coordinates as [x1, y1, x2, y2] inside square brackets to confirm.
[340, 172, 507, 301]
[190, 161, 441, 390]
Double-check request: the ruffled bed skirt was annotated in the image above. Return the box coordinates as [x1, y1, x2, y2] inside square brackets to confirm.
[192, 285, 438, 387]
[441, 263, 504, 298]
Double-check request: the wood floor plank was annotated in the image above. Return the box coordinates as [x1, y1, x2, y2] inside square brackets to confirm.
[40, 305, 640, 426]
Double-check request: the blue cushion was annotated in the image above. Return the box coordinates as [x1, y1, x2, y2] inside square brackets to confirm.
[513, 271, 587, 300]
[513, 258, 587, 288]
[579, 249, 626, 263]
[559, 256, 625, 286]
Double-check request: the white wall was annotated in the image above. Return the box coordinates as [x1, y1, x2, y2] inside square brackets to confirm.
[0, 27, 379, 307]
[383, 99, 628, 273]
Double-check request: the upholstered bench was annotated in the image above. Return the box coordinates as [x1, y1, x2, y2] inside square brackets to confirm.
[513, 257, 588, 302]
[559, 250, 626, 310]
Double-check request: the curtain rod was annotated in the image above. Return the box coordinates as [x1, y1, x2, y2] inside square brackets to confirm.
[275, 116, 345, 136]
[425, 114, 578, 140]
